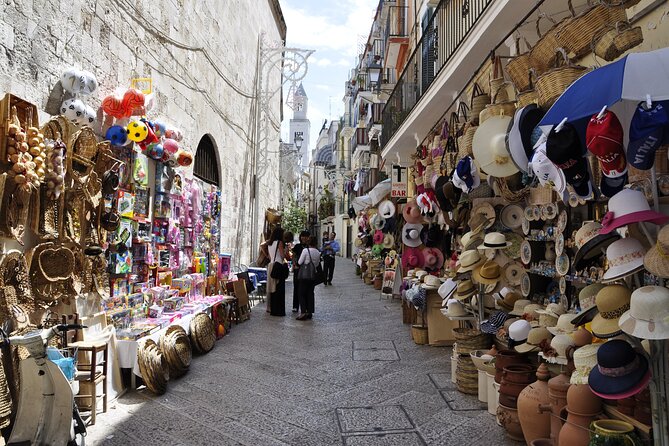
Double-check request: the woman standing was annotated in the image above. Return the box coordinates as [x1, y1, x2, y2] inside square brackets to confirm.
[291, 230, 310, 313]
[297, 236, 321, 321]
[267, 227, 287, 316]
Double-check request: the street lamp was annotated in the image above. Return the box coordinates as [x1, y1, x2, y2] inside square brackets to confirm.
[295, 134, 303, 150]
[367, 62, 383, 89]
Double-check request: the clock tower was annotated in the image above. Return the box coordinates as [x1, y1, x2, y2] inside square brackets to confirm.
[289, 83, 311, 167]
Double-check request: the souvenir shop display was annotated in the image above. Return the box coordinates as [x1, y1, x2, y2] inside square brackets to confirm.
[347, 19, 669, 441]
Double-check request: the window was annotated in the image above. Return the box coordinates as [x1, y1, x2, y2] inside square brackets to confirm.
[294, 131, 304, 141]
[194, 134, 220, 186]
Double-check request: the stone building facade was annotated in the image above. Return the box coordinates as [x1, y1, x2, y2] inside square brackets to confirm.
[0, 0, 286, 264]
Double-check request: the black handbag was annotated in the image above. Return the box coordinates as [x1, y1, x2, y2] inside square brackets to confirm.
[297, 249, 325, 285]
[269, 243, 289, 280]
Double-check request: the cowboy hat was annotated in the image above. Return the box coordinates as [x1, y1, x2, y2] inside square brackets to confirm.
[472, 115, 519, 178]
[402, 223, 423, 248]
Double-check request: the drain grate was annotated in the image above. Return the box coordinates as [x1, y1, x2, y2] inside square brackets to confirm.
[335, 405, 426, 445]
[343, 431, 426, 445]
[352, 340, 400, 361]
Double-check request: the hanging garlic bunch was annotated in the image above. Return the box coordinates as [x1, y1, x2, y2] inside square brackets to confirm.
[44, 139, 65, 199]
[6, 107, 40, 191]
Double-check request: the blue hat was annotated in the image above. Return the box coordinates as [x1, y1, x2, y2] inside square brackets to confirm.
[627, 101, 669, 170]
[453, 156, 480, 193]
[481, 311, 509, 334]
[600, 172, 627, 198]
[588, 339, 650, 398]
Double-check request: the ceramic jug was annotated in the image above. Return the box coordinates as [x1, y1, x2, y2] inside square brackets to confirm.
[589, 420, 640, 446]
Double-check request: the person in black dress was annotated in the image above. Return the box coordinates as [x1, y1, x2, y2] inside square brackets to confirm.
[267, 227, 287, 316]
[291, 230, 310, 313]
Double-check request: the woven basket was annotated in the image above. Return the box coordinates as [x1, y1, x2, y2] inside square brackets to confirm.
[190, 313, 216, 354]
[469, 83, 490, 125]
[453, 328, 491, 354]
[160, 325, 192, 378]
[71, 126, 98, 161]
[37, 242, 75, 282]
[600, 0, 641, 6]
[479, 91, 517, 124]
[456, 356, 479, 394]
[529, 13, 565, 75]
[535, 49, 587, 109]
[557, 2, 627, 59]
[411, 325, 428, 345]
[506, 37, 534, 92]
[138, 339, 169, 395]
[528, 185, 556, 205]
[613, 21, 643, 54]
[458, 124, 477, 157]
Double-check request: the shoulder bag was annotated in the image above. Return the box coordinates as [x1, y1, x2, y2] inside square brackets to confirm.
[269, 242, 289, 280]
[298, 249, 325, 285]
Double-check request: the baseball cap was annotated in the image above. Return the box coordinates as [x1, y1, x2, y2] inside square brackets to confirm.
[627, 101, 669, 170]
[530, 142, 568, 202]
[546, 123, 592, 198]
[453, 156, 481, 193]
[586, 111, 627, 178]
[600, 172, 628, 198]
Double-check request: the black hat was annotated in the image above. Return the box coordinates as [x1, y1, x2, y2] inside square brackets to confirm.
[546, 123, 591, 197]
[507, 104, 545, 173]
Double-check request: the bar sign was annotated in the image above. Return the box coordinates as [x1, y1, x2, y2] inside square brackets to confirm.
[391, 165, 407, 198]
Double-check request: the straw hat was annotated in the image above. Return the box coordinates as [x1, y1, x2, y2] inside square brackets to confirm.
[472, 115, 519, 178]
[536, 303, 566, 319]
[402, 223, 423, 248]
[377, 200, 396, 219]
[573, 222, 620, 271]
[571, 283, 606, 327]
[539, 334, 576, 365]
[591, 285, 631, 338]
[190, 313, 216, 354]
[601, 238, 646, 283]
[457, 250, 485, 273]
[421, 274, 442, 290]
[422, 247, 445, 272]
[619, 286, 669, 340]
[460, 232, 482, 252]
[454, 280, 477, 300]
[478, 232, 512, 250]
[382, 233, 395, 249]
[471, 293, 496, 310]
[496, 288, 522, 311]
[159, 325, 192, 378]
[402, 200, 423, 224]
[469, 202, 496, 230]
[644, 225, 669, 278]
[354, 237, 364, 248]
[547, 313, 578, 336]
[509, 299, 531, 316]
[599, 188, 669, 234]
[438, 278, 457, 300]
[588, 339, 650, 399]
[570, 344, 600, 385]
[500, 204, 524, 229]
[473, 260, 501, 285]
[444, 299, 468, 317]
[508, 319, 531, 342]
[515, 327, 553, 353]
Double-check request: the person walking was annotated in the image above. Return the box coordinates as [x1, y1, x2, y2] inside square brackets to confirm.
[321, 231, 340, 286]
[297, 236, 321, 320]
[266, 227, 287, 316]
[291, 230, 310, 313]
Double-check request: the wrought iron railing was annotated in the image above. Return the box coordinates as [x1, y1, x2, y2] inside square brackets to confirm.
[381, 0, 494, 148]
[385, 5, 409, 41]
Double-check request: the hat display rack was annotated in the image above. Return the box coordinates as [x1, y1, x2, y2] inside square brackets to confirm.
[343, 4, 669, 441]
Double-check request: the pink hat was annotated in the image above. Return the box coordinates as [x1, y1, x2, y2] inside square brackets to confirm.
[373, 230, 384, 245]
[600, 188, 669, 234]
[422, 247, 444, 272]
[402, 247, 425, 271]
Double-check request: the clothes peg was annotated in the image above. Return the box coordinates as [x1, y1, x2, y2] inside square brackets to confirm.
[396, 152, 401, 166]
[555, 117, 568, 133]
[646, 94, 652, 109]
[414, 132, 420, 147]
[596, 105, 607, 120]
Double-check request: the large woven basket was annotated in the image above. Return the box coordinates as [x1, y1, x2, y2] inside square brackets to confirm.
[458, 124, 477, 157]
[529, 13, 566, 76]
[412, 325, 428, 345]
[557, 2, 627, 59]
[456, 355, 479, 394]
[479, 91, 517, 124]
[613, 21, 644, 54]
[505, 37, 533, 93]
[528, 185, 556, 205]
[160, 325, 192, 378]
[137, 339, 169, 395]
[535, 49, 587, 109]
[453, 328, 491, 354]
[190, 313, 216, 354]
[469, 83, 490, 125]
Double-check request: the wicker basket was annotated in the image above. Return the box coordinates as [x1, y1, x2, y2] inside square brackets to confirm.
[613, 21, 644, 54]
[600, 0, 641, 6]
[412, 325, 428, 345]
[469, 83, 490, 125]
[506, 37, 534, 93]
[453, 328, 491, 354]
[458, 124, 477, 157]
[529, 13, 565, 76]
[535, 49, 587, 109]
[479, 91, 517, 124]
[456, 355, 479, 395]
[528, 185, 556, 205]
[557, 2, 627, 59]
[0, 94, 40, 165]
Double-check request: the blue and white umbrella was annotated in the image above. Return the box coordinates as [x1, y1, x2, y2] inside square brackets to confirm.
[540, 47, 669, 129]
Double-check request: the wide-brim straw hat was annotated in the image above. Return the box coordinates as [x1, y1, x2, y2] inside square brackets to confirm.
[619, 286, 669, 340]
[547, 313, 578, 336]
[422, 247, 445, 271]
[591, 284, 631, 338]
[454, 280, 477, 300]
[138, 339, 169, 395]
[190, 313, 216, 354]
[160, 325, 193, 378]
[457, 250, 485, 273]
[402, 223, 423, 248]
[472, 115, 519, 178]
[644, 225, 669, 279]
[478, 232, 513, 250]
[515, 327, 553, 353]
[500, 204, 524, 229]
[509, 299, 532, 316]
[370, 213, 386, 231]
[601, 238, 646, 283]
[599, 188, 669, 234]
[472, 260, 501, 285]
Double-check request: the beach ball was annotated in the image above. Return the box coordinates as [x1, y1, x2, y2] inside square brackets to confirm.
[163, 138, 179, 155]
[127, 121, 148, 142]
[148, 143, 164, 160]
[106, 125, 128, 146]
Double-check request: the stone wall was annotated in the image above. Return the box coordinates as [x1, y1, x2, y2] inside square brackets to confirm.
[0, 0, 285, 264]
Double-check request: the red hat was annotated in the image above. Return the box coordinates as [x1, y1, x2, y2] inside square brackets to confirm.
[402, 247, 425, 271]
[373, 230, 384, 245]
[586, 111, 627, 178]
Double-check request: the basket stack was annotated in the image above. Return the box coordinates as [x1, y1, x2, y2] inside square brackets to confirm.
[452, 328, 491, 354]
[189, 313, 216, 354]
[137, 339, 169, 395]
[159, 325, 192, 378]
[456, 353, 479, 395]
[411, 325, 429, 345]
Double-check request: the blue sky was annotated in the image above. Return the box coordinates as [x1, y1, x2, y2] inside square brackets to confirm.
[280, 0, 379, 155]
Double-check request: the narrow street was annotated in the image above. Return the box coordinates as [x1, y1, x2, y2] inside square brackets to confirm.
[87, 259, 509, 446]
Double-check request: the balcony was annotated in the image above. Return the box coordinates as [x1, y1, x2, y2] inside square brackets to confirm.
[384, 5, 409, 70]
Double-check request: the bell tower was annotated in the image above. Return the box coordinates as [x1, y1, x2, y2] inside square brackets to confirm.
[289, 83, 311, 166]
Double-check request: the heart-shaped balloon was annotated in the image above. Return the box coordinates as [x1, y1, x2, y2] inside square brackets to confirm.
[122, 89, 145, 116]
[101, 94, 128, 119]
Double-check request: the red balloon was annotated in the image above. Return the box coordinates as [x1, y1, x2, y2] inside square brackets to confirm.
[122, 89, 145, 116]
[163, 139, 179, 155]
[101, 95, 127, 119]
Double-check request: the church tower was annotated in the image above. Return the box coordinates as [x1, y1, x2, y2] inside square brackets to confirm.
[289, 83, 311, 167]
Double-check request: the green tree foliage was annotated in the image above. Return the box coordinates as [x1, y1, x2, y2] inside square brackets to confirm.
[283, 199, 307, 235]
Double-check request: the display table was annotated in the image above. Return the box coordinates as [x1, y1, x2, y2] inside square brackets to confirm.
[116, 295, 234, 383]
[426, 290, 456, 346]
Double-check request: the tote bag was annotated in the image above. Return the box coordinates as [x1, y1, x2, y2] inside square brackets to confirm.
[298, 250, 325, 285]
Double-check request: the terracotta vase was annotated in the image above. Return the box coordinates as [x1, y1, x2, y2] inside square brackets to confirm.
[498, 403, 525, 442]
[539, 372, 571, 446]
[589, 420, 641, 446]
[559, 408, 596, 446]
[567, 384, 602, 417]
[518, 364, 552, 446]
[495, 350, 528, 383]
[500, 364, 536, 408]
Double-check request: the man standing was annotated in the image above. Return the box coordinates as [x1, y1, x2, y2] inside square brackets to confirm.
[291, 230, 310, 312]
[321, 231, 340, 286]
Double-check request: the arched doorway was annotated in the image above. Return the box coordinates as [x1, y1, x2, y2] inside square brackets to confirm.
[194, 134, 220, 186]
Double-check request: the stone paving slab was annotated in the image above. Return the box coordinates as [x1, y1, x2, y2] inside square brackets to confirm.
[86, 259, 512, 445]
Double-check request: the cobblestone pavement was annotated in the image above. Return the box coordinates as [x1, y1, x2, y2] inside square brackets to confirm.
[87, 259, 514, 445]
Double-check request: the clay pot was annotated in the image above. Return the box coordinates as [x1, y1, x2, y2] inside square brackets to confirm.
[499, 392, 520, 408]
[495, 350, 529, 383]
[539, 372, 572, 446]
[590, 420, 641, 446]
[572, 328, 593, 347]
[567, 384, 603, 416]
[559, 408, 596, 446]
[501, 364, 537, 408]
[518, 364, 552, 446]
[498, 403, 525, 442]
[530, 440, 553, 446]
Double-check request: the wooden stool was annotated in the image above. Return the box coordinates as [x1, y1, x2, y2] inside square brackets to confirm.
[70, 340, 108, 426]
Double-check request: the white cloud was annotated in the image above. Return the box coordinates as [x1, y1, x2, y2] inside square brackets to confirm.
[315, 84, 331, 91]
[337, 58, 352, 67]
[316, 58, 333, 67]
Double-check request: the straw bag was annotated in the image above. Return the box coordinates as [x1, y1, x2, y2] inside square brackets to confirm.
[529, 13, 565, 75]
[556, 0, 628, 59]
[479, 90, 517, 124]
[469, 83, 490, 125]
[506, 36, 534, 92]
[457, 103, 476, 158]
[516, 69, 539, 108]
[489, 56, 510, 103]
[535, 49, 587, 109]
[440, 113, 461, 174]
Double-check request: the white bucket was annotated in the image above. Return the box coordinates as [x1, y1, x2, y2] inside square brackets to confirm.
[451, 354, 457, 384]
[486, 372, 498, 416]
[478, 369, 488, 403]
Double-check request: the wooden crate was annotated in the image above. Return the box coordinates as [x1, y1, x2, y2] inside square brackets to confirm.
[0, 93, 40, 164]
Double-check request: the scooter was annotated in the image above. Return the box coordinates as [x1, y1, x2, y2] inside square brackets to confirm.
[0, 324, 87, 446]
